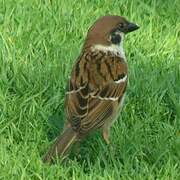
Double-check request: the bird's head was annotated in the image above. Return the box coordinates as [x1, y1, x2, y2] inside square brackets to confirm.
[84, 15, 139, 51]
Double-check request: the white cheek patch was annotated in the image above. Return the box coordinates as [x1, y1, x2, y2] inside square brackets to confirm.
[91, 32, 126, 60]
[118, 32, 125, 59]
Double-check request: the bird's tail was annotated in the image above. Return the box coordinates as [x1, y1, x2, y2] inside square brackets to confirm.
[43, 127, 77, 163]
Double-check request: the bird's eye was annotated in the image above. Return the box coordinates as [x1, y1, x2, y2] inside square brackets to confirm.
[119, 23, 124, 28]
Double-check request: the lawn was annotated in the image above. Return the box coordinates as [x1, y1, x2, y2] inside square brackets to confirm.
[0, 0, 179, 179]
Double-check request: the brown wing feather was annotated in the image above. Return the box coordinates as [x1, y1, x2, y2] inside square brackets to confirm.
[65, 51, 128, 135]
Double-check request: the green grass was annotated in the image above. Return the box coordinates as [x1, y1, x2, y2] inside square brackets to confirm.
[0, 0, 179, 179]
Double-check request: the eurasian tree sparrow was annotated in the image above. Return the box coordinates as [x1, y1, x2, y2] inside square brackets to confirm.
[43, 15, 139, 163]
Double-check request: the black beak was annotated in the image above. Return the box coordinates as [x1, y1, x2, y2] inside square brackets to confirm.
[125, 22, 139, 33]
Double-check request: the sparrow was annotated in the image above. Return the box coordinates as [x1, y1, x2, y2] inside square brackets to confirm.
[43, 15, 139, 163]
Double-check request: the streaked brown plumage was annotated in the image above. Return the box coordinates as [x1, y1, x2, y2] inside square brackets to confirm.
[43, 15, 139, 163]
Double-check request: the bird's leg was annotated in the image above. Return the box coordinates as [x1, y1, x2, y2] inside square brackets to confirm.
[102, 126, 110, 144]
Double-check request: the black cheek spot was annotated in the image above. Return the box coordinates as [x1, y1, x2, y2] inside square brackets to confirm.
[111, 34, 121, 44]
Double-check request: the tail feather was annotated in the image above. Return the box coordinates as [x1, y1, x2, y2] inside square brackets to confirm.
[43, 128, 77, 163]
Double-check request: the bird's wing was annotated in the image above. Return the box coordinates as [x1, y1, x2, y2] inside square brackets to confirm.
[65, 51, 128, 135]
